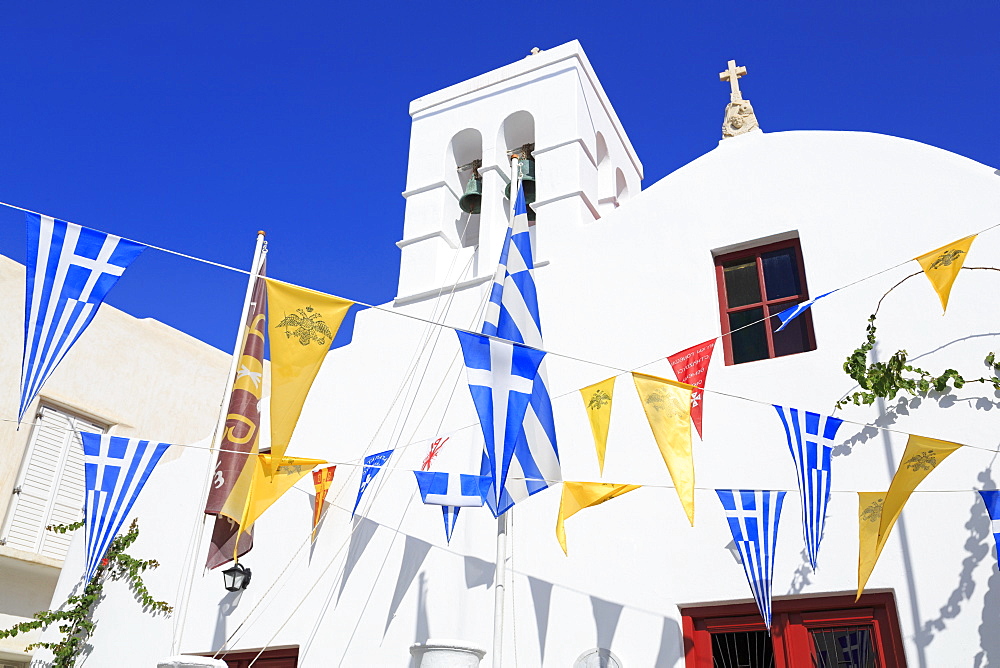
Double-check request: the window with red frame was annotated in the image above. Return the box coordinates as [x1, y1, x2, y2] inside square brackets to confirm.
[714, 237, 817, 365]
[681, 592, 906, 667]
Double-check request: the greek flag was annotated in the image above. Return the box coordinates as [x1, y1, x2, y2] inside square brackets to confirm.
[979, 490, 1000, 562]
[456, 330, 546, 514]
[774, 405, 843, 570]
[353, 449, 393, 518]
[476, 182, 560, 515]
[81, 432, 170, 582]
[775, 291, 833, 332]
[20, 215, 144, 422]
[717, 489, 786, 629]
[413, 471, 491, 542]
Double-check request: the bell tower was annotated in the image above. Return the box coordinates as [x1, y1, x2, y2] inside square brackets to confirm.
[394, 40, 643, 303]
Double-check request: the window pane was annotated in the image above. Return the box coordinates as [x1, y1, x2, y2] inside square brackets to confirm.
[723, 259, 762, 308]
[761, 247, 801, 301]
[729, 307, 768, 364]
[811, 626, 878, 667]
[711, 631, 775, 667]
[771, 300, 814, 358]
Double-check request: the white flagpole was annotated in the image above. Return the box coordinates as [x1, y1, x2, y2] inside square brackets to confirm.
[171, 230, 267, 655]
[492, 154, 521, 668]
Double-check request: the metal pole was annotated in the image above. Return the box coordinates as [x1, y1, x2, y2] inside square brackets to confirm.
[171, 231, 267, 655]
[492, 155, 521, 668]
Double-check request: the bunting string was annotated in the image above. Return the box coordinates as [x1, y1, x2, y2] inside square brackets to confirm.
[3, 199, 999, 387]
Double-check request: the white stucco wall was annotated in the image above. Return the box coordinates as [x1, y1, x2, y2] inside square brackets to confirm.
[37, 43, 1000, 668]
[0, 254, 231, 663]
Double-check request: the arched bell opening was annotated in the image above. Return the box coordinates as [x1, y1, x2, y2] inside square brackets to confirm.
[497, 111, 536, 221]
[447, 128, 483, 247]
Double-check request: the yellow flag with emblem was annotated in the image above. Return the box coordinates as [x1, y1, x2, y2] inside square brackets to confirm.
[632, 372, 696, 526]
[856, 491, 887, 600]
[580, 377, 616, 475]
[556, 481, 641, 555]
[266, 279, 353, 473]
[855, 435, 963, 598]
[221, 454, 327, 559]
[914, 234, 976, 313]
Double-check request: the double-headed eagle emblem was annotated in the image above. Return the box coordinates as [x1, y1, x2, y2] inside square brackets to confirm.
[861, 498, 884, 523]
[588, 389, 612, 410]
[276, 306, 333, 346]
[904, 450, 938, 472]
[929, 249, 965, 270]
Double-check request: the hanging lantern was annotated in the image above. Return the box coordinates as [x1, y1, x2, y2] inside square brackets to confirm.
[222, 563, 252, 591]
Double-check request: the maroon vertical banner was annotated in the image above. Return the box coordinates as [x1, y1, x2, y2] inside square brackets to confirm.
[204, 259, 267, 568]
[667, 339, 716, 439]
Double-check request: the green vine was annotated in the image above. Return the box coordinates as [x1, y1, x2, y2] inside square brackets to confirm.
[0, 519, 171, 667]
[837, 313, 1000, 408]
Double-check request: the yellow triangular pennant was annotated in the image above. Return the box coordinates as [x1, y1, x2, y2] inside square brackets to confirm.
[266, 279, 353, 473]
[580, 377, 616, 475]
[556, 481, 641, 555]
[856, 491, 886, 600]
[914, 234, 976, 314]
[632, 372, 695, 526]
[855, 435, 963, 597]
[222, 454, 327, 559]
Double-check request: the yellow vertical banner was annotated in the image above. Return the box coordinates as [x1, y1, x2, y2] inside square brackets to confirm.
[556, 481, 640, 555]
[914, 234, 976, 313]
[266, 279, 353, 473]
[632, 372, 696, 526]
[856, 492, 886, 600]
[580, 377, 616, 475]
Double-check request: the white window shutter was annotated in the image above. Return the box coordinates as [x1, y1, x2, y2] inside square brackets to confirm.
[1, 406, 105, 560]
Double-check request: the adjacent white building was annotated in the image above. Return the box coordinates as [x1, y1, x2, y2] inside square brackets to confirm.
[31, 40, 1000, 666]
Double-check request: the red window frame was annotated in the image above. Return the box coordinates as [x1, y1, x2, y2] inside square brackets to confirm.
[714, 237, 817, 366]
[682, 592, 907, 667]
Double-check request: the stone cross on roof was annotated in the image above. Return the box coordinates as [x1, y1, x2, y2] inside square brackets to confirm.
[718, 59, 760, 139]
[719, 59, 747, 102]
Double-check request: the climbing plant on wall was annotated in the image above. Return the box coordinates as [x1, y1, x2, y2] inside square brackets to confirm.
[837, 267, 1000, 409]
[0, 519, 171, 667]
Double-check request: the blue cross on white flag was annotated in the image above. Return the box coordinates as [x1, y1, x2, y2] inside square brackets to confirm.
[979, 490, 1000, 564]
[775, 291, 834, 332]
[716, 489, 786, 629]
[774, 405, 844, 570]
[20, 215, 145, 422]
[456, 330, 546, 514]
[81, 432, 170, 582]
[413, 471, 491, 542]
[353, 449, 393, 518]
[475, 181, 560, 516]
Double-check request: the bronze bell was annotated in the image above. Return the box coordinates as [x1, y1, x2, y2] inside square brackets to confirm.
[504, 157, 536, 203]
[458, 176, 483, 214]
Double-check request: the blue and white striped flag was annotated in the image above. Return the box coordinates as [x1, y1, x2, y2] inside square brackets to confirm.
[353, 449, 393, 518]
[456, 330, 546, 514]
[413, 471, 491, 542]
[774, 405, 844, 570]
[20, 215, 144, 421]
[979, 490, 1000, 562]
[716, 489, 786, 629]
[81, 432, 170, 582]
[476, 182, 560, 516]
[775, 291, 834, 332]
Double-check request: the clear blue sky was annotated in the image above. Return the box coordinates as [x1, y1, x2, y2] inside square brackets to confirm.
[0, 3, 996, 352]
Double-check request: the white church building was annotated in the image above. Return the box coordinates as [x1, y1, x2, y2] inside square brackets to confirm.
[29, 40, 1000, 667]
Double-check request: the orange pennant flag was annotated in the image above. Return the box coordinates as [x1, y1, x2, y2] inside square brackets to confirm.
[312, 465, 337, 540]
